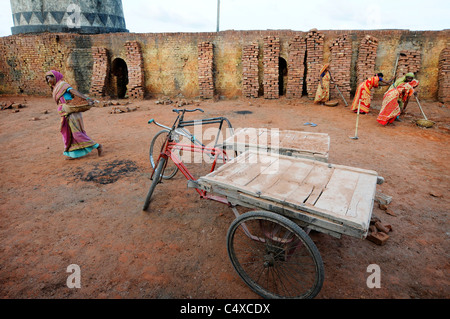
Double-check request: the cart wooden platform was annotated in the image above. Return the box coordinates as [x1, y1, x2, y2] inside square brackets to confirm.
[193, 150, 382, 239]
[187, 150, 384, 298]
[222, 128, 330, 162]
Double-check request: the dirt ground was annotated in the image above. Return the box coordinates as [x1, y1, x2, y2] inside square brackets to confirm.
[0, 92, 449, 300]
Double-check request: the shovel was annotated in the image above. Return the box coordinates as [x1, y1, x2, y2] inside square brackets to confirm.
[350, 99, 361, 140]
[333, 82, 348, 107]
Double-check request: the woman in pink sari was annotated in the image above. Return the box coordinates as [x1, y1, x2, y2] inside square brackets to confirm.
[46, 70, 103, 159]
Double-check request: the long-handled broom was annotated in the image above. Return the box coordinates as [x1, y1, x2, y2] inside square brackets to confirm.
[350, 99, 361, 140]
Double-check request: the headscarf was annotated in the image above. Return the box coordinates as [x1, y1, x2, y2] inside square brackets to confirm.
[46, 70, 71, 104]
[393, 73, 415, 88]
[319, 64, 330, 76]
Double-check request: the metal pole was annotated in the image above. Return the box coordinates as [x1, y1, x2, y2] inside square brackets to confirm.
[217, 0, 220, 32]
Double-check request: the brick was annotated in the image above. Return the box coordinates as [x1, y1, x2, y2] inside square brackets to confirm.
[366, 231, 390, 246]
[438, 47, 450, 103]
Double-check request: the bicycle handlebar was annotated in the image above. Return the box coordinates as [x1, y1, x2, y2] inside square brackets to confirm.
[172, 108, 204, 114]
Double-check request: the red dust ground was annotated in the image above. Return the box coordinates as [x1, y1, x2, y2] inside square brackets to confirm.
[0, 93, 449, 299]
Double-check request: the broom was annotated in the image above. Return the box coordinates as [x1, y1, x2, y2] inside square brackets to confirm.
[414, 96, 435, 128]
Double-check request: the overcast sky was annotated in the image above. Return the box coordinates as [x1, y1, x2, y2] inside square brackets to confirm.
[0, 0, 449, 37]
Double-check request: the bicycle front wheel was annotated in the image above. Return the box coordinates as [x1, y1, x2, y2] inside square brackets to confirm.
[226, 211, 324, 299]
[143, 157, 166, 211]
[149, 129, 179, 179]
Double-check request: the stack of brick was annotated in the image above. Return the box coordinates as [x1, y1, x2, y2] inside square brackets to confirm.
[356, 35, 378, 85]
[90, 47, 109, 97]
[286, 35, 306, 99]
[198, 41, 214, 99]
[242, 43, 259, 98]
[329, 34, 352, 101]
[305, 29, 324, 98]
[438, 47, 450, 103]
[125, 41, 145, 99]
[263, 36, 280, 99]
[396, 50, 421, 78]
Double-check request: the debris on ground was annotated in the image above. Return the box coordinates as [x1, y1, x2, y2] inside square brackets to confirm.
[155, 96, 194, 107]
[1, 101, 27, 111]
[366, 215, 393, 246]
[110, 105, 138, 114]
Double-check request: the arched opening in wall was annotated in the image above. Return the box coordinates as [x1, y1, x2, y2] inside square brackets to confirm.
[302, 51, 308, 96]
[278, 57, 287, 96]
[111, 58, 129, 99]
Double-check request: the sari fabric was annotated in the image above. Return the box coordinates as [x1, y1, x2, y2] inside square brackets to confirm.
[377, 83, 414, 125]
[47, 70, 97, 155]
[314, 64, 331, 104]
[388, 73, 417, 91]
[351, 75, 380, 113]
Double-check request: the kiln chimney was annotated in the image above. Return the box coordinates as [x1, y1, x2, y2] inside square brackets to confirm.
[10, 0, 128, 35]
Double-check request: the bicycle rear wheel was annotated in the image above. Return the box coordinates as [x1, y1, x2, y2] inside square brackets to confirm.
[226, 210, 324, 299]
[149, 130, 179, 179]
[143, 157, 166, 211]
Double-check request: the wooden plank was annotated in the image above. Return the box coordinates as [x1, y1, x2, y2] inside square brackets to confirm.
[223, 128, 330, 161]
[245, 157, 294, 194]
[314, 169, 361, 216]
[261, 161, 315, 199]
[300, 164, 335, 206]
[346, 174, 378, 222]
[218, 152, 279, 188]
[208, 151, 254, 180]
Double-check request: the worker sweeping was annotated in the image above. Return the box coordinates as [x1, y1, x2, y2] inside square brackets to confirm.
[376, 82, 415, 126]
[351, 73, 393, 114]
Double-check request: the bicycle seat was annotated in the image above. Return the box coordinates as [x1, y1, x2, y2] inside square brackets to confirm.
[172, 108, 204, 114]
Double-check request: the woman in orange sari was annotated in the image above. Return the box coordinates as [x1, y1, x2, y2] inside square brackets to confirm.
[377, 82, 414, 126]
[351, 73, 392, 114]
[314, 64, 333, 104]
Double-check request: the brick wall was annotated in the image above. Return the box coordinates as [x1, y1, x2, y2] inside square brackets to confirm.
[0, 29, 449, 101]
[242, 43, 259, 98]
[329, 34, 351, 101]
[263, 36, 280, 99]
[396, 50, 421, 78]
[356, 35, 378, 86]
[438, 47, 450, 103]
[198, 41, 214, 99]
[286, 35, 306, 99]
[90, 47, 109, 97]
[305, 30, 324, 98]
[125, 41, 145, 99]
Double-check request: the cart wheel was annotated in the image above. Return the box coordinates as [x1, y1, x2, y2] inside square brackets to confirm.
[226, 210, 324, 299]
[142, 157, 166, 211]
[149, 129, 179, 179]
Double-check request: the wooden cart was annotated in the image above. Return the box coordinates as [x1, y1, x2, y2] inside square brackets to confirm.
[189, 149, 384, 298]
[145, 110, 383, 299]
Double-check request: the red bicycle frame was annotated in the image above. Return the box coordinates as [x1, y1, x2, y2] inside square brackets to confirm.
[152, 139, 231, 205]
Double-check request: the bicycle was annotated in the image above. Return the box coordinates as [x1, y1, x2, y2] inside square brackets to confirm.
[148, 108, 234, 179]
[143, 108, 234, 210]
